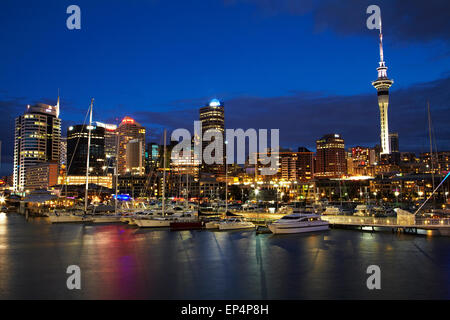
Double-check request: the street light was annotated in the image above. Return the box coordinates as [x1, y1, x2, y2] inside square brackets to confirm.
[394, 191, 400, 206]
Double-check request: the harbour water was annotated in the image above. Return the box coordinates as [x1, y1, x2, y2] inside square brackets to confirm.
[0, 213, 449, 299]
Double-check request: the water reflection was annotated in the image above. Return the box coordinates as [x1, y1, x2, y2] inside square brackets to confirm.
[1, 213, 450, 299]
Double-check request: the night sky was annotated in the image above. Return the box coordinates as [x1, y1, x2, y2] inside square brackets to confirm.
[1, 0, 449, 175]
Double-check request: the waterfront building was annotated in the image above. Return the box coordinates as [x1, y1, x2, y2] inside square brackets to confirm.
[372, 21, 394, 155]
[67, 124, 105, 176]
[24, 162, 59, 191]
[315, 134, 347, 178]
[199, 99, 225, 175]
[57, 175, 113, 189]
[117, 175, 148, 198]
[13, 101, 61, 192]
[118, 117, 145, 175]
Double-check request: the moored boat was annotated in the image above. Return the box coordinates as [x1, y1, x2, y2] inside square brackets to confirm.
[218, 217, 255, 230]
[268, 213, 329, 234]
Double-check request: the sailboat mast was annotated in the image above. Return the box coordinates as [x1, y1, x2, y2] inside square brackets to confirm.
[84, 98, 94, 213]
[162, 129, 167, 216]
[427, 102, 436, 205]
[115, 131, 119, 215]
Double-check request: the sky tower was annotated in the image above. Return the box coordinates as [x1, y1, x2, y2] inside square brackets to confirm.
[372, 18, 393, 155]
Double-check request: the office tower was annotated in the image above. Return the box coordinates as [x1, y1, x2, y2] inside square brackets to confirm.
[60, 137, 67, 167]
[67, 124, 105, 176]
[146, 142, 160, 170]
[389, 133, 399, 153]
[13, 102, 61, 192]
[315, 134, 347, 178]
[118, 117, 145, 175]
[94, 121, 118, 170]
[199, 99, 225, 174]
[126, 139, 144, 175]
[372, 19, 394, 155]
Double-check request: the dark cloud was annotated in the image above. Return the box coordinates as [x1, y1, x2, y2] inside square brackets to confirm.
[1, 75, 448, 175]
[226, 0, 450, 44]
[136, 75, 450, 153]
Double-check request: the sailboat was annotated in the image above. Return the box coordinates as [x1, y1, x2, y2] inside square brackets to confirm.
[49, 99, 97, 223]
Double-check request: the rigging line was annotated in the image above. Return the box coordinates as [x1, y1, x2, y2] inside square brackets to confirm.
[414, 171, 450, 215]
[59, 105, 90, 195]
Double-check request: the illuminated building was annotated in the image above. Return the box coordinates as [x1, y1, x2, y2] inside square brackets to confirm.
[347, 146, 376, 177]
[199, 99, 225, 175]
[118, 117, 145, 175]
[389, 133, 399, 153]
[279, 149, 314, 182]
[60, 137, 67, 167]
[67, 124, 105, 176]
[58, 175, 112, 189]
[126, 139, 145, 175]
[13, 100, 61, 192]
[146, 142, 160, 170]
[117, 175, 148, 198]
[372, 20, 394, 155]
[94, 122, 118, 169]
[25, 161, 59, 190]
[315, 134, 347, 178]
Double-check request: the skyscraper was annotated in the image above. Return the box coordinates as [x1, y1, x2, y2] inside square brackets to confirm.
[94, 121, 118, 170]
[389, 133, 399, 153]
[199, 99, 225, 174]
[315, 134, 347, 178]
[13, 102, 61, 192]
[118, 117, 145, 175]
[126, 139, 145, 175]
[372, 19, 394, 155]
[67, 124, 105, 176]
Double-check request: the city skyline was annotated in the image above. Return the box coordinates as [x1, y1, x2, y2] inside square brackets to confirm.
[1, 0, 450, 175]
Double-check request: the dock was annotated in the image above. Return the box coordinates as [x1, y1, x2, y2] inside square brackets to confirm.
[321, 215, 450, 236]
[237, 211, 450, 236]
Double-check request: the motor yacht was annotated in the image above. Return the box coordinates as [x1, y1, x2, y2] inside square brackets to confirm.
[268, 213, 329, 234]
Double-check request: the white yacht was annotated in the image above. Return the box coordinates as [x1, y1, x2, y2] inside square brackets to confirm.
[268, 213, 329, 234]
[134, 211, 197, 228]
[218, 217, 255, 230]
[322, 206, 344, 215]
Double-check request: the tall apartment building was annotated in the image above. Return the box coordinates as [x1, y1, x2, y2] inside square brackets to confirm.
[13, 102, 61, 192]
[199, 99, 225, 175]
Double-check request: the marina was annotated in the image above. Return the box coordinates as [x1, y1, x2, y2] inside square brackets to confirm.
[1, 212, 450, 299]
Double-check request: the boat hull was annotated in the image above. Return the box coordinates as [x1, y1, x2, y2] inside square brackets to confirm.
[268, 222, 329, 234]
[135, 219, 171, 228]
[218, 223, 255, 230]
